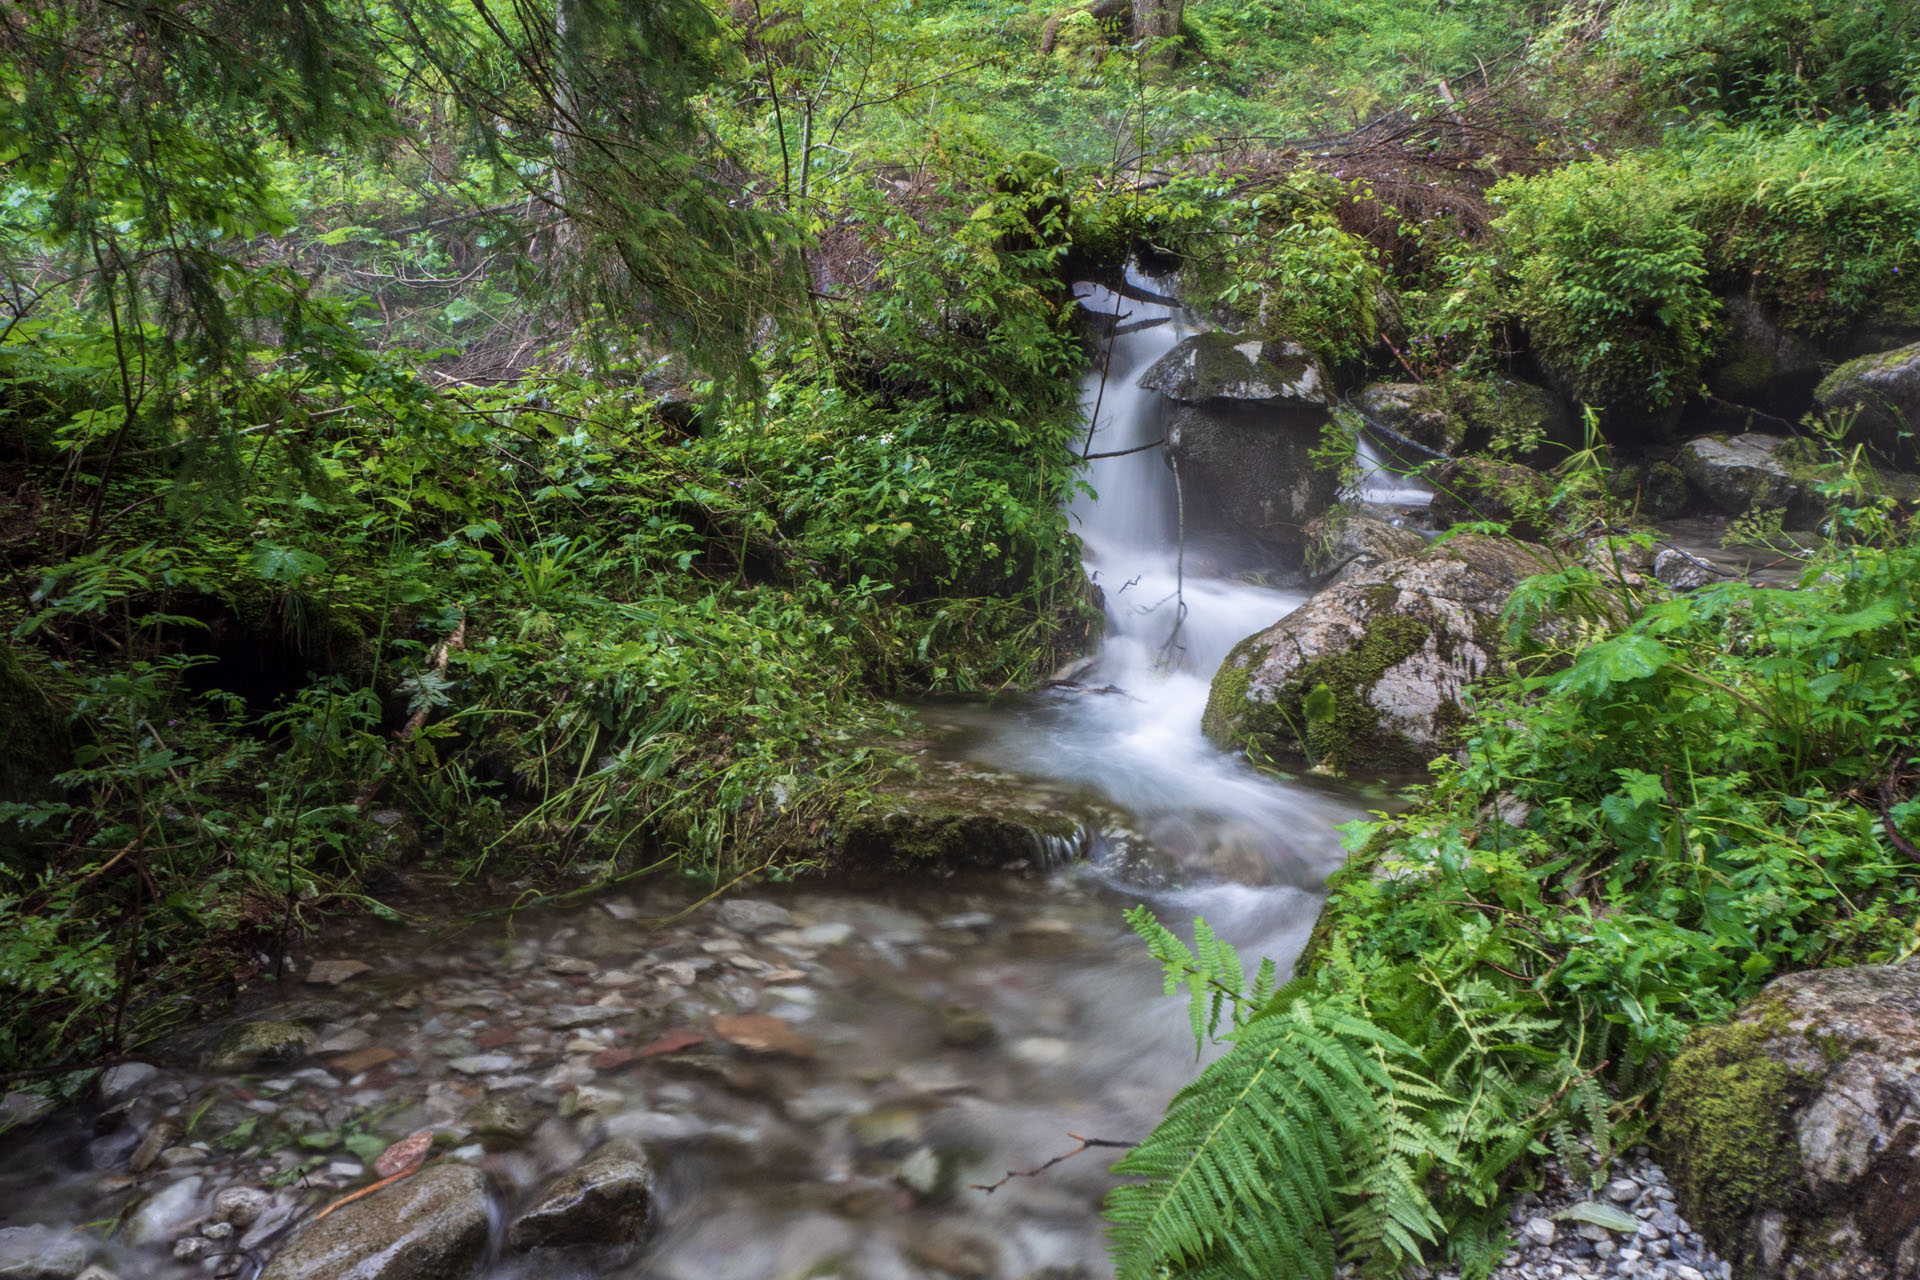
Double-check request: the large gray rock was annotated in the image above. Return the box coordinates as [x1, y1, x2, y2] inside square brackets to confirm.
[1137, 333, 1339, 575]
[1676, 434, 1825, 528]
[1201, 535, 1556, 771]
[1817, 340, 1920, 466]
[1137, 333, 1328, 406]
[508, 1139, 654, 1251]
[258, 1163, 490, 1280]
[0, 1226, 90, 1280]
[1660, 962, 1920, 1280]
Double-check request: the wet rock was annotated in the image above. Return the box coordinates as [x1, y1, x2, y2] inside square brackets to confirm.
[124, 1175, 204, 1246]
[939, 1005, 997, 1049]
[1427, 457, 1560, 538]
[461, 1094, 544, 1149]
[1523, 1219, 1558, 1247]
[213, 1186, 271, 1229]
[258, 1163, 489, 1280]
[711, 1014, 814, 1058]
[329, 1045, 401, 1074]
[798, 922, 854, 947]
[1653, 549, 1716, 592]
[128, 1116, 183, 1174]
[1358, 377, 1576, 461]
[1304, 509, 1426, 587]
[1203, 535, 1562, 771]
[507, 1139, 654, 1251]
[305, 960, 373, 987]
[446, 1054, 516, 1076]
[909, 1228, 1000, 1278]
[1815, 340, 1920, 466]
[835, 799, 1083, 874]
[714, 899, 793, 934]
[95, 1063, 159, 1106]
[0, 1225, 91, 1279]
[545, 955, 597, 976]
[1659, 960, 1920, 1279]
[1676, 434, 1822, 527]
[207, 1021, 316, 1072]
[0, 1092, 54, 1133]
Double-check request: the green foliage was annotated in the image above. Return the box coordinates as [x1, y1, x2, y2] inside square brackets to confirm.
[1117, 448, 1920, 1276]
[1495, 158, 1721, 411]
[1605, 0, 1920, 118]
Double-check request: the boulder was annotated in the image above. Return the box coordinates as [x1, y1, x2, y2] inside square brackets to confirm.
[1201, 535, 1556, 771]
[206, 1020, 316, 1072]
[1137, 332, 1328, 406]
[507, 1139, 654, 1252]
[1654, 548, 1716, 591]
[1606, 459, 1691, 519]
[1707, 297, 1823, 412]
[1676, 434, 1824, 527]
[258, 1162, 490, 1280]
[1816, 340, 1920, 466]
[1659, 961, 1920, 1280]
[1136, 334, 1337, 575]
[1303, 510, 1426, 587]
[1426, 457, 1559, 539]
[0, 1226, 90, 1280]
[1357, 378, 1578, 462]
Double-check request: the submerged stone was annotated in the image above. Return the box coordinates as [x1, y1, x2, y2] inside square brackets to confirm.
[206, 1021, 316, 1072]
[507, 1139, 654, 1252]
[258, 1163, 489, 1280]
[0, 1225, 91, 1280]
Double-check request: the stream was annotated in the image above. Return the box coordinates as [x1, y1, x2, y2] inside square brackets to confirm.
[0, 277, 1418, 1280]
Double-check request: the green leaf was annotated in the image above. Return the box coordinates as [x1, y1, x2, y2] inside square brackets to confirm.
[1552, 1202, 1639, 1234]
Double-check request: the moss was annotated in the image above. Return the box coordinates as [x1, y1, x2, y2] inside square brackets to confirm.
[835, 804, 1082, 873]
[1657, 1010, 1813, 1258]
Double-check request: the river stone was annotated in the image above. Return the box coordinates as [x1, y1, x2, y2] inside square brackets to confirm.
[0, 1226, 90, 1280]
[507, 1139, 654, 1252]
[1136, 332, 1328, 406]
[1815, 339, 1920, 466]
[1654, 548, 1716, 592]
[124, 1175, 204, 1246]
[461, 1094, 544, 1148]
[259, 1163, 489, 1280]
[96, 1063, 159, 1105]
[306, 960, 373, 987]
[1658, 960, 1920, 1279]
[1675, 434, 1823, 527]
[0, 1092, 54, 1132]
[1303, 510, 1425, 587]
[713, 899, 793, 934]
[206, 1021, 316, 1072]
[1202, 535, 1558, 772]
[835, 800, 1083, 873]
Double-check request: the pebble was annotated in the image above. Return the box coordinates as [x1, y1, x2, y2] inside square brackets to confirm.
[447, 1054, 516, 1075]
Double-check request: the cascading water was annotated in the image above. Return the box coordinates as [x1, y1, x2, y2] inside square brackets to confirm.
[0, 270, 1417, 1280]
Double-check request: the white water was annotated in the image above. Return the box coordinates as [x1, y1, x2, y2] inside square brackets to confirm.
[944, 272, 1379, 900]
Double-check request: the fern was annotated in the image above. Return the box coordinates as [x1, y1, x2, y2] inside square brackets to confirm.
[1109, 911, 1444, 1280]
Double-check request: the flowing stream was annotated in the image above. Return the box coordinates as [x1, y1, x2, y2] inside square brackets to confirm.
[0, 275, 1415, 1280]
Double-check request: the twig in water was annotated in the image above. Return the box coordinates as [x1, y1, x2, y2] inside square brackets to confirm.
[970, 1134, 1133, 1194]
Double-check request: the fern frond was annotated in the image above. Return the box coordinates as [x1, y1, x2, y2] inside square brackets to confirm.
[1106, 999, 1438, 1280]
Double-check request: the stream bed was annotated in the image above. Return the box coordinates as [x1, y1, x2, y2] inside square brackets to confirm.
[0, 277, 1407, 1280]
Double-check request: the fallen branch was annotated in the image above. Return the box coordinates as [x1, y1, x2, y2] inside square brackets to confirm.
[311, 1157, 437, 1223]
[970, 1134, 1133, 1194]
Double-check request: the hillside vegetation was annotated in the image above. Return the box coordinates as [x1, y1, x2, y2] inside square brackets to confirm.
[2, 0, 1918, 1272]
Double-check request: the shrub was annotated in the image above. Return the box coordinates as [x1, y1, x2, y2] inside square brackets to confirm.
[1495, 158, 1720, 411]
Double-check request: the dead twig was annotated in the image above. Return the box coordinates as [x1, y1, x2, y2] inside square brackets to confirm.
[970, 1134, 1133, 1194]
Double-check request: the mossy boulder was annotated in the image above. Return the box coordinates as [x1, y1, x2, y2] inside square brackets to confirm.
[1707, 296, 1824, 413]
[832, 759, 1087, 874]
[1677, 432, 1919, 528]
[1426, 457, 1560, 539]
[1607, 458, 1691, 519]
[1658, 961, 1920, 1279]
[1816, 340, 1920, 467]
[1200, 534, 1555, 772]
[1138, 332, 1328, 406]
[1357, 378, 1577, 463]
